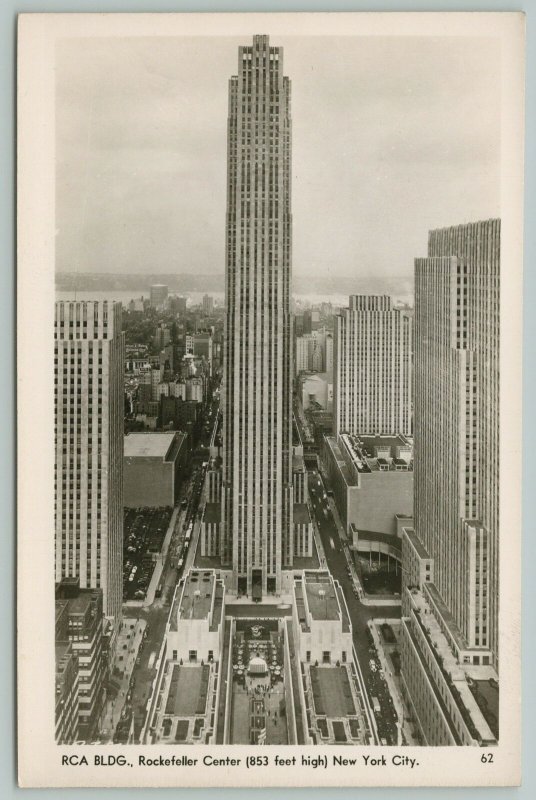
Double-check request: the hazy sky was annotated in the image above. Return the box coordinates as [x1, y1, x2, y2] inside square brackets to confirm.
[56, 35, 501, 279]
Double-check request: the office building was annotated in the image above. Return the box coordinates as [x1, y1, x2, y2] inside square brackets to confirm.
[323, 432, 413, 538]
[220, 35, 293, 597]
[299, 371, 333, 412]
[202, 294, 214, 316]
[293, 571, 372, 745]
[150, 284, 168, 309]
[143, 569, 225, 744]
[54, 300, 124, 626]
[333, 296, 413, 439]
[399, 219, 500, 746]
[55, 578, 107, 742]
[124, 432, 188, 508]
[55, 639, 79, 744]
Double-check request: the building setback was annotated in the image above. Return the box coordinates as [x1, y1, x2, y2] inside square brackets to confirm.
[54, 300, 124, 627]
[333, 295, 413, 439]
[220, 35, 293, 597]
[399, 219, 500, 746]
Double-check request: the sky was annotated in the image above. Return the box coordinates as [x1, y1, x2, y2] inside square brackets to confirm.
[56, 34, 501, 280]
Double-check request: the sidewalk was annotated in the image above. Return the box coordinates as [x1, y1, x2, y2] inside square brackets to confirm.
[101, 617, 147, 742]
[368, 619, 418, 746]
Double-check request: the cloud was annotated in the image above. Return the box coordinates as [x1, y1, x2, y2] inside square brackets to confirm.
[56, 34, 500, 280]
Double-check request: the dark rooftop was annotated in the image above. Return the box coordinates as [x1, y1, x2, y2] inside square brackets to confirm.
[294, 503, 311, 525]
[204, 502, 221, 524]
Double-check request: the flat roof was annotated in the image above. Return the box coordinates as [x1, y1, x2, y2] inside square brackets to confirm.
[404, 527, 431, 560]
[359, 434, 412, 453]
[124, 432, 176, 459]
[178, 570, 215, 621]
[292, 454, 305, 471]
[324, 436, 356, 486]
[204, 502, 221, 524]
[294, 503, 311, 524]
[304, 572, 340, 621]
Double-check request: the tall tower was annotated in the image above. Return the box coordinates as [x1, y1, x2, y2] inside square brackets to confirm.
[414, 219, 500, 666]
[54, 300, 124, 627]
[221, 35, 293, 597]
[333, 295, 413, 439]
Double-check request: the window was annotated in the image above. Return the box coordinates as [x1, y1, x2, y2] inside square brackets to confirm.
[189, 650, 197, 663]
[208, 650, 214, 662]
[322, 651, 330, 664]
[306, 650, 311, 663]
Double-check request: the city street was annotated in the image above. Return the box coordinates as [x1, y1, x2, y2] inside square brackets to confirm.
[308, 471, 400, 743]
[123, 399, 218, 741]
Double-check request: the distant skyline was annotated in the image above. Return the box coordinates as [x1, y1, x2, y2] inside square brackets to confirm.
[56, 35, 500, 280]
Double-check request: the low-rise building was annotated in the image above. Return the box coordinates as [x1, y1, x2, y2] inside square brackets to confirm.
[400, 585, 498, 746]
[55, 641, 79, 744]
[323, 433, 413, 541]
[292, 571, 371, 745]
[293, 571, 352, 665]
[300, 372, 333, 412]
[144, 570, 225, 744]
[55, 578, 107, 742]
[124, 432, 188, 508]
[293, 454, 313, 558]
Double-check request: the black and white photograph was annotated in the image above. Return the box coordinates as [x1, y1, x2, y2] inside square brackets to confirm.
[17, 11, 524, 788]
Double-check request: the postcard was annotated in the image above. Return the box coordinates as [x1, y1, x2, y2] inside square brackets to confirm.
[17, 11, 524, 788]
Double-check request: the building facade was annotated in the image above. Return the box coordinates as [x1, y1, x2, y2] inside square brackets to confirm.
[202, 294, 214, 315]
[54, 300, 124, 626]
[123, 432, 188, 508]
[333, 295, 413, 439]
[323, 433, 413, 538]
[150, 284, 168, 309]
[220, 35, 293, 597]
[55, 579, 107, 743]
[413, 219, 500, 665]
[399, 219, 500, 746]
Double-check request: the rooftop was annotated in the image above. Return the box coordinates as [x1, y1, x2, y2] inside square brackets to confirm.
[176, 570, 215, 622]
[292, 453, 305, 471]
[294, 503, 311, 525]
[310, 666, 356, 717]
[404, 527, 431, 560]
[410, 589, 496, 743]
[339, 432, 413, 474]
[124, 432, 177, 459]
[301, 371, 331, 384]
[204, 502, 221, 524]
[324, 436, 356, 486]
[304, 572, 340, 621]
[164, 664, 210, 717]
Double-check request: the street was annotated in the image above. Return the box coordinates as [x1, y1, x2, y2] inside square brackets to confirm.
[308, 470, 400, 744]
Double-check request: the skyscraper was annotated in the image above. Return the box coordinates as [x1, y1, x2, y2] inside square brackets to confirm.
[413, 220, 500, 664]
[202, 293, 214, 316]
[398, 220, 500, 746]
[221, 35, 293, 597]
[333, 296, 413, 439]
[54, 300, 124, 626]
[150, 284, 168, 309]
